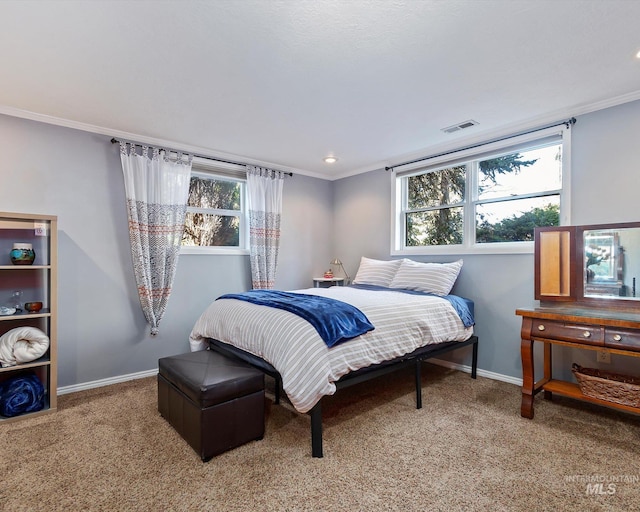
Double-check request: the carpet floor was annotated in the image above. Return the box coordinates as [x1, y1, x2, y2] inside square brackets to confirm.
[1, 364, 639, 511]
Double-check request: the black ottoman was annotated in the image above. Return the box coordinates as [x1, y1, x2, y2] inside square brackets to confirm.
[158, 350, 265, 461]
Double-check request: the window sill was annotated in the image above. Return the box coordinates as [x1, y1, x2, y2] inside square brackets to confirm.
[391, 241, 534, 257]
[180, 246, 249, 256]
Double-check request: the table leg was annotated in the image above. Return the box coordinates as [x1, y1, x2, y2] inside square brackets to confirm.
[543, 342, 553, 400]
[520, 336, 535, 419]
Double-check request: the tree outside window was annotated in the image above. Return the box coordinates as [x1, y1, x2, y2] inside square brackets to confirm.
[399, 136, 564, 251]
[182, 173, 244, 248]
[406, 166, 465, 246]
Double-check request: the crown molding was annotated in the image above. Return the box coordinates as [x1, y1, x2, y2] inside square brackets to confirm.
[3, 88, 640, 182]
[0, 104, 324, 180]
[328, 89, 640, 181]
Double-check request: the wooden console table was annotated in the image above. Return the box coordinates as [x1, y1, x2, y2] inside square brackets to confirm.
[516, 307, 640, 419]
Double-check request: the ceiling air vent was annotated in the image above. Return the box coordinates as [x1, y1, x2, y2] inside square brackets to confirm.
[441, 119, 479, 134]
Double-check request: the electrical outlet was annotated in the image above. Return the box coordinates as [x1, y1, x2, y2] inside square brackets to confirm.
[597, 350, 611, 364]
[34, 222, 47, 236]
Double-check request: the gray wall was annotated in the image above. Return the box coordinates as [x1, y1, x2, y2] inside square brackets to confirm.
[2, 97, 640, 390]
[332, 167, 535, 379]
[333, 98, 640, 381]
[0, 114, 332, 388]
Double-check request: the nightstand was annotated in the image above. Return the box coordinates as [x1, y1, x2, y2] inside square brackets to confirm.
[313, 277, 345, 288]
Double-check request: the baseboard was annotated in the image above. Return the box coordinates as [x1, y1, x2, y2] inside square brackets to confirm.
[57, 360, 522, 396]
[427, 357, 523, 387]
[58, 368, 159, 395]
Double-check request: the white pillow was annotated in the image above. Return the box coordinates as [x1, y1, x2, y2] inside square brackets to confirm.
[352, 257, 402, 288]
[390, 259, 463, 296]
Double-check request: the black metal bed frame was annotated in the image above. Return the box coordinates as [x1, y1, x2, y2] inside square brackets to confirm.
[208, 335, 479, 458]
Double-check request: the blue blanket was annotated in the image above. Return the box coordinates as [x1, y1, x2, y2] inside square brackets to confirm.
[218, 290, 375, 347]
[0, 372, 45, 417]
[350, 284, 475, 328]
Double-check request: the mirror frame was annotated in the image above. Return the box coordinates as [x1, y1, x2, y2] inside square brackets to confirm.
[535, 221, 640, 311]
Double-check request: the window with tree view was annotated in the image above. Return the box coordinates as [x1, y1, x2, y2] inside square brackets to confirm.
[182, 171, 245, 250]
[395, 128, 568, 253]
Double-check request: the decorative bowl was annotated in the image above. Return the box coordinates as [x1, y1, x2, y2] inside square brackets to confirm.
[24, 302, 43, 313]
[10, 243, 36, 265]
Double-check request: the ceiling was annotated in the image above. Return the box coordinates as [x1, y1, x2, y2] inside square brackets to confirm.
[1, 0, 639, 180]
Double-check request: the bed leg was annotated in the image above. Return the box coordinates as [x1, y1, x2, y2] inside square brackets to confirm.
[310, 401, 323, 458]
[274, 375, 281, 404]
[415, 359, 423, 409]
[471, 339, 478, 379]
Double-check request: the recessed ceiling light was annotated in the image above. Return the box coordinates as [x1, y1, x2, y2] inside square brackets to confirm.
[636, 49, 640, 59]
[323, 156, 338, 164]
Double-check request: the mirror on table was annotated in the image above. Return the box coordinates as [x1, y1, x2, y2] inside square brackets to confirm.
[535, 221, 640, 309]
[583, 226, 640, 300]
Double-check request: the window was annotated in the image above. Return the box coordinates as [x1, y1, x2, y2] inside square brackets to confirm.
[392, 126, 571, 255]
[181, 163, 248, 254]
[584, 233, 616, 281]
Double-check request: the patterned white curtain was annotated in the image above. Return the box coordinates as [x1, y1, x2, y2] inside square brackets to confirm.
[119, 142, 192, 335]
[246, 165, 285, 289]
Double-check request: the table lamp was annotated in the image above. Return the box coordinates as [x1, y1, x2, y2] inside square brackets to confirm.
[331, 258, 350, 284]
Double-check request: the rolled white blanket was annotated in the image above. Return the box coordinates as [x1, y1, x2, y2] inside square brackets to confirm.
[0, 326, 50, 367]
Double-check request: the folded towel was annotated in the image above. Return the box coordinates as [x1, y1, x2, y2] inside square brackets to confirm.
[0, 326, 50, 367]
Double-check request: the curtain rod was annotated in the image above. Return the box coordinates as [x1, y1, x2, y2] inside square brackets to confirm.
[384, 117, 576, 172]
[110, 137, 293, 176]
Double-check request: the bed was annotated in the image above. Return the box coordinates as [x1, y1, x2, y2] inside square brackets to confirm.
[189, 258, 478, 457]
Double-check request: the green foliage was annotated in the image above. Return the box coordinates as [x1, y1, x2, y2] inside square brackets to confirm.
[407, 166, 465, 210]
[406, 208, 463, 246]
[187, 177, 240, 210]
[406, 153, 544, 246]
[407, 166, 465, 245]
[585, 245, 610, 268]
[183, 177, 240, 247]
[479, 154, 538, 183]
[476, 203, 560, 243]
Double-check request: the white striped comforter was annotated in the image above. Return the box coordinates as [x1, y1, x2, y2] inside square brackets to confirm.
[189, 286, 473, 413]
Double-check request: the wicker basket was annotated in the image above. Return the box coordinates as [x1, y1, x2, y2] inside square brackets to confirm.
[572, 364, 640, 408]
